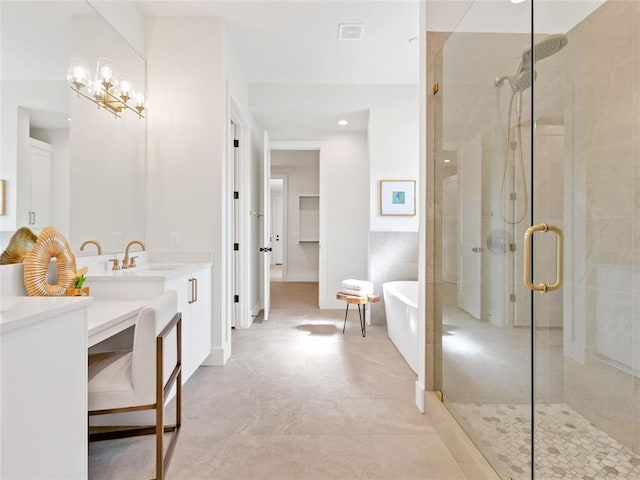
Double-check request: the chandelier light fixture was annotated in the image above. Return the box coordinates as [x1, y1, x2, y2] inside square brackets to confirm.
[67, 57, 145, 119]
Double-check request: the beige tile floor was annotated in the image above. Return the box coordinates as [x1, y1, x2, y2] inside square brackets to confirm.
[88, 284, 476, 479]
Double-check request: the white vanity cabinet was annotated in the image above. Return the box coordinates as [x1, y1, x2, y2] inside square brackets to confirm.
[1, 297, 92, 480]
[165, 266, 211, 378]
[87, 262, 212, 383]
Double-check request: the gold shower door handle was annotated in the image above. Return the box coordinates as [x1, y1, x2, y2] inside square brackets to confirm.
[523, 223, 563, 292]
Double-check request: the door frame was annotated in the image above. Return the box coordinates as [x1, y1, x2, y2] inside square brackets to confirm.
[270, 140, 327, 307]
[270, 173, 289, 278]
[227, 98, 251, 330]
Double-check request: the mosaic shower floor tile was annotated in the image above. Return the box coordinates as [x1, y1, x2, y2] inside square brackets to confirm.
[450, 403, 640, 480]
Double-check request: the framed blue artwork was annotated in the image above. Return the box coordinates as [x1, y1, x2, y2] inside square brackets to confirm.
[380, 180, 416, 216]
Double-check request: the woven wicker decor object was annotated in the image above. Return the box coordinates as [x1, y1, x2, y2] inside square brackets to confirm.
[23, 227, 76, 296]
[0, 227, 38, 265]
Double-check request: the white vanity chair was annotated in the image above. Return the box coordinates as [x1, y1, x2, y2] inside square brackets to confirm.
[88, 290, 182, 480]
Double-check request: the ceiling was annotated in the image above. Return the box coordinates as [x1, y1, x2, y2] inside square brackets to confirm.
[137, 1, 420, 138]
[426, 0, 605, 34]
[139, 1, 420, 86]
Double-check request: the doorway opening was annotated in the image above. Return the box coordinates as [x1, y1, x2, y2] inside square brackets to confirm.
[268, 149, 319, 310]
[270, 175, 286, 282]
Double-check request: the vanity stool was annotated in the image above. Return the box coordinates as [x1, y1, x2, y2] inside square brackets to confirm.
[88, 291, 182, 480]
[336, 292, 380, 337]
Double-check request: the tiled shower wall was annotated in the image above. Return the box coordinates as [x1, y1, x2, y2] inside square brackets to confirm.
[369, 232, 419, 325]
[558, 0, 640, 453]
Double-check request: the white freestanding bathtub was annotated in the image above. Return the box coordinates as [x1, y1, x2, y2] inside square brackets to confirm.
[382, 281, 418, 374]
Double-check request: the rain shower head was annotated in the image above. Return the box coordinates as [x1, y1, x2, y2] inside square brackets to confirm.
[495, 33, 568, 92]
[520, 33, 568, 71]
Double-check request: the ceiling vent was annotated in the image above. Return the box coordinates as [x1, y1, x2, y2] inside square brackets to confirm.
[338, 24, 365, 40]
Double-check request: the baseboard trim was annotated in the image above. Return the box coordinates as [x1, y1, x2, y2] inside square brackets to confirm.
[251, 301, 261, 318]
[203, 346, 230, 366]
[415, 381, 425, 413]
[424, 392, 500, 480]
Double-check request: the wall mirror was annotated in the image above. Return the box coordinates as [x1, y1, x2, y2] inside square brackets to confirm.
[0, 0, 146, 255]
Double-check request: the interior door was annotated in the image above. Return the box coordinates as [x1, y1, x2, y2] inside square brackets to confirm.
[261, 131, 271, 320]
[231, 122, 240, 328]
[273, 196, 284, 265]
[457, 135, 482, 319]
[29, 143, 51, 230]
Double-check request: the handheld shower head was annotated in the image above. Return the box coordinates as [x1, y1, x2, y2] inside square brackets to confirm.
[494, 75, 510, 87]
[515, 70, 536, 91]
[494, 70, 536, 93]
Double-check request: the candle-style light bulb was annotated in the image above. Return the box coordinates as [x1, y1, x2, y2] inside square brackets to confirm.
[67, 57, 90, 90]
[119, 76, 132, 103]
[95, 58, 117, 91]
[134, 91, 145, 115]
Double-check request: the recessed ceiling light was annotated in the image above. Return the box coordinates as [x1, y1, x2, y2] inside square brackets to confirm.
[67, 117, 72, 122]
[337, 119, 349, 126]
[510, 0, 526, 4]
[338, 24, 365, 40]
[444, 159, 451, 163]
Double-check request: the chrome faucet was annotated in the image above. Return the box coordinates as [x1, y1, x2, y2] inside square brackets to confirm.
[122, 240, 146, 269]
[80, 240, 102, 255]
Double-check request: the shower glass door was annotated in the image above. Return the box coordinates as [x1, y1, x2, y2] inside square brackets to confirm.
[435, 1, 535, 477]
[434, 0, 640, 478]
[532, 1, 640, 479]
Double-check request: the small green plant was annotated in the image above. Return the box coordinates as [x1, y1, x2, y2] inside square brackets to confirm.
[74, 266, 88, 288]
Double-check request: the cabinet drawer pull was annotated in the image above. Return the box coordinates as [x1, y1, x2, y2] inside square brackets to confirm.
[188, 278, 194, 304]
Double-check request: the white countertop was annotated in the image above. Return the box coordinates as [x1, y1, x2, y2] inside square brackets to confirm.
[87, 299, 148, 346]
[0, 296, 93, 334]
[86, 262, 212, 282]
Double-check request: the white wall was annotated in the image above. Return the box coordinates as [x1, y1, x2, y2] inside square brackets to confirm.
[271, 150, 319, 282]
[321, 132, 370, 307]
[146, 17, 228, 363]
[223, 20, 263, 328]
[369, 87, 419, 232]
[87, 1, 146, 59]
[249, 83, 419, 233]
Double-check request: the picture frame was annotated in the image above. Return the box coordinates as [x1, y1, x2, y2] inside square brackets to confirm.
[380, 180, 416, 216]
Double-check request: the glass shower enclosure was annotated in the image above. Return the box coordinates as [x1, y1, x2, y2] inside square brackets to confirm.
[432, 0, 640, 478]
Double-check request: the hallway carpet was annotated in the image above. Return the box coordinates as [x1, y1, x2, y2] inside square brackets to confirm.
[88, 298, 470, 479]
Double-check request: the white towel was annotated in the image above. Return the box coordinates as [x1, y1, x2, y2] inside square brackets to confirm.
[341, 279, 373, 292]
[340, 287, 373, 297]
